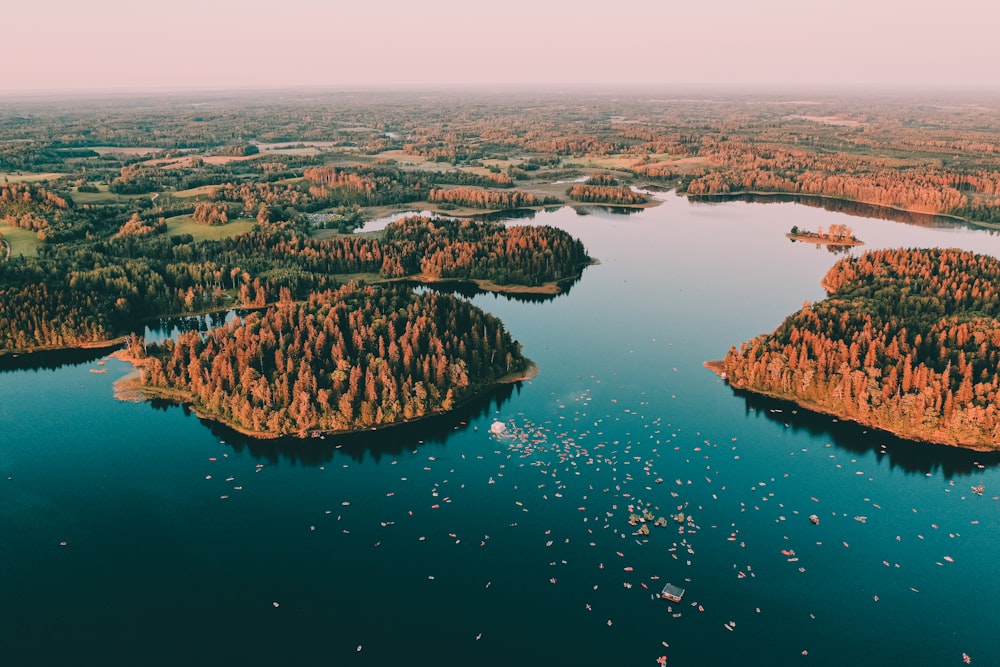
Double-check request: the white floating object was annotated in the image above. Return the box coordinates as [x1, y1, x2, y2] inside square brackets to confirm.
[490, 421, 506, 435]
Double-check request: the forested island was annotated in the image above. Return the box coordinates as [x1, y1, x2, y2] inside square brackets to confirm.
[120, 283, 531, 437]
[712, 248, 1000, 449]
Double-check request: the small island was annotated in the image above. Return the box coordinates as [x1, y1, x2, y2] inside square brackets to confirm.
[709, 247, 1000, 450]
[786, 224, 862, 247]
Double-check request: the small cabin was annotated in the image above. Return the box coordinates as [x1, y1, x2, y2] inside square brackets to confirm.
[660, 583, 685, 603]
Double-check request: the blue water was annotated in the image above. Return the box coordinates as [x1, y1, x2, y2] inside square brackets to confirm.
[2, 193, 999, 666]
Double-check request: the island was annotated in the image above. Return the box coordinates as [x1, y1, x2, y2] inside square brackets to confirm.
[116, 283, 533, 438]
[786, 224, 862, 247]
[710, 247, 1000, 450]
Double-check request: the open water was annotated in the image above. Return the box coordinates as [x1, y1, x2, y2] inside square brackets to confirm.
[2, 193, 999, 666]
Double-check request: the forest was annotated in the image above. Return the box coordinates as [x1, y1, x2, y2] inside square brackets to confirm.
[134, 283, 529, 437]
[0, 216, 589, 354]
[5, 88, 1000, 439]
[717, 248, 1000, 448]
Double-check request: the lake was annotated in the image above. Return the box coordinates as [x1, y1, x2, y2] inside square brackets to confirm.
[3, 193, 999, 666]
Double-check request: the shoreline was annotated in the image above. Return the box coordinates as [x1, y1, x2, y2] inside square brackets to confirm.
[685, 190, 980, 226]
[703, 359, 999, 452]
[0, 263, 590, 361]
[1, 336, 126, 359]
[113, 352, 539, 440]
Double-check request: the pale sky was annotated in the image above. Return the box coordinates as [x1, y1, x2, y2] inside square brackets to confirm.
[3, 0, 998, 93]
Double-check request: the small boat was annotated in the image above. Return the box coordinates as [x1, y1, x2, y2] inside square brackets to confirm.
[809, 514, 820, 525]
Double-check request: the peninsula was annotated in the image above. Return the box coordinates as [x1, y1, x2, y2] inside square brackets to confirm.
[711, 248, 1000, 450]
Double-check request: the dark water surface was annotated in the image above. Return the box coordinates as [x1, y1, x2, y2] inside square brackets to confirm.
[3, 193, 999, 666]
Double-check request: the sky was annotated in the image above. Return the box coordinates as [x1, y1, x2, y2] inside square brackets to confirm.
[3, 0, 998, 94]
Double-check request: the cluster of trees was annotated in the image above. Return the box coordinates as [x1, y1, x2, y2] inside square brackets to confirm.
[427, 187, 558, 210]
[380, 216, 590, 285]
[302, 167, 378, 196]
[192, 202, 230, 225]
[566, 184, 647, 205]
[1, 182, 75, 239]
[628, 162, 681, 180]
[720, 248, 1000, 447]
[585, 173, 619, 186]
[214, 144, 259, 157]
[115, 212, 166, 238]
[0, 182, 70, 213]
[139, 283, 529, 435]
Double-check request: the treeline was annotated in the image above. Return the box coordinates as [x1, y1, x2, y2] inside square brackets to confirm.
[139, 283, 529, 435]
[566, 184, 647, 205]
[380, 216, 590, 285]
[431, 170, 514, 188]
[427, 187, 558, 210]
[678, 141, 1000, 220]
[720, 248, 1000, 447]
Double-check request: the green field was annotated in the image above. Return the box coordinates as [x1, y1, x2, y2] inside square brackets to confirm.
[1, 226, 43, 256]
[0, 172, 65, 183]
[164, 216, 256, 240]
[70, 185, 146, 204]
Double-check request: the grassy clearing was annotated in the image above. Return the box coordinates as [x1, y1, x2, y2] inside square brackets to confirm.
[373, 151, 453, 172]
[70, 184, 148, 204]
[1, 226, 43, 256]
[164, 216, 255, 240]
[328, 271, 385, 283]
[89, 147, 161, 156]
[0, 172, 65, 183]
[318, 151, 368, 167]
[172, 185, 219, 199]
[202, 155, 261, 166]
[563, 155, 640, 170]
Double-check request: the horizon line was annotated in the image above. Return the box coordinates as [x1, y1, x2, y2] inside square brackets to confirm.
[4, 81, 1000, 102]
